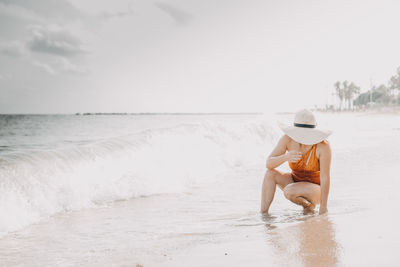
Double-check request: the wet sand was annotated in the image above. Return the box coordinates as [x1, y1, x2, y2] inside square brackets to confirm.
[169, 207, 400, 267]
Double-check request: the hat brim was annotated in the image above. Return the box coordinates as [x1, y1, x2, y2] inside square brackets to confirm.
[278, 122, 332, 145]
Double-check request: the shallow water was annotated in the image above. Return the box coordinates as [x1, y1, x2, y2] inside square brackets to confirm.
[0, 112, 400, 266]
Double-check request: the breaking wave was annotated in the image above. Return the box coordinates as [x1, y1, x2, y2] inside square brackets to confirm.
[0, 118, 279, 236]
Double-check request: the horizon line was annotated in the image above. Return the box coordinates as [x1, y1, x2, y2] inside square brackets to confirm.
[0, 112, 266, 115]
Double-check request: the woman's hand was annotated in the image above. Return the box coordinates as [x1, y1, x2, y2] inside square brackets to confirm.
[319, 205, 328, 215]
[286, 151, 303, 163]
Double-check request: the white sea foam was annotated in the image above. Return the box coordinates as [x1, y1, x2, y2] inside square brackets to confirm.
[0, 117, 279, 236]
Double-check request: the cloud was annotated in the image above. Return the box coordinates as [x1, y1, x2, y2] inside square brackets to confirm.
[27, 24, 87, 57]
[99, 11, 133, 20]
[33, 58, 89, 75]
[0, 0, 83, 21]
[0, 2, 43, 22]
[154, 2, 193, 25]
[33, 61, 56, 75]
[57, 58, 89, 75]
[99, 5, 135, 20]
[0, 41, 27, 57]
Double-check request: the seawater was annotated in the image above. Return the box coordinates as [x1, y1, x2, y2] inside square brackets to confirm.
[0, 114, 278, 237]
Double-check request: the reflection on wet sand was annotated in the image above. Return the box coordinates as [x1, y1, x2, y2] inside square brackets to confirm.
[266, 215, 340, 266]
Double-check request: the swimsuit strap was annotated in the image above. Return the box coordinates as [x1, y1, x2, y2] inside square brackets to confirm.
[305, 144, 315, 166]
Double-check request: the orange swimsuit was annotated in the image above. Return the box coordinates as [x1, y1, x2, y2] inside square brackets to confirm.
[289, 144, 320, 185]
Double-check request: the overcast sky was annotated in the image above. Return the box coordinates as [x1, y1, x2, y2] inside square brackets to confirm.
[1, 0, 400, 113]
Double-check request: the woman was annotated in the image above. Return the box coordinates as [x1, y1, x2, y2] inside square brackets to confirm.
[261, 109, 332, 215]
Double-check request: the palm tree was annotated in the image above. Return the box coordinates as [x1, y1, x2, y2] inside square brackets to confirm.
[345, 82, 361, 109]
[342, 81, 349, 109]
[335, 81, 361, 110]
[334, 81, 344, 110]
[388, 67, 400, 102]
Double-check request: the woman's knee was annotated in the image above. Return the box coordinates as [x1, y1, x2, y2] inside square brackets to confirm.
[264, 169, 277, 183]
[283, 183, 295, 200]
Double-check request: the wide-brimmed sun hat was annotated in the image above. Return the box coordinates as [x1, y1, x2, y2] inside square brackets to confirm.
[278, 109, 332, 145]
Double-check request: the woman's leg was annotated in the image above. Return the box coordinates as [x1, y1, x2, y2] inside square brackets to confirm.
[283, 182, 321, 211]
[261, 169, 293, 214]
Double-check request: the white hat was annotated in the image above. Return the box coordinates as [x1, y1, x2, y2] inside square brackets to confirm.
[278, 109, 332, 145]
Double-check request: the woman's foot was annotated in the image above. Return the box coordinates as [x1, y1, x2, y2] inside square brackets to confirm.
[296, 197, 315, 212]
[303, 203, 316, 214]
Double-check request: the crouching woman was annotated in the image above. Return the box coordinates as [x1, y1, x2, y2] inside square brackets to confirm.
[260, 109, 332, 215]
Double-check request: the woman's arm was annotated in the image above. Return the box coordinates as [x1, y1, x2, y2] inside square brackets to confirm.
[266, 135, 301, 169]
[318, 142, 332, 214]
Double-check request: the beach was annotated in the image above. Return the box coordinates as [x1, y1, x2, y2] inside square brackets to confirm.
[0, 112, 400, 266]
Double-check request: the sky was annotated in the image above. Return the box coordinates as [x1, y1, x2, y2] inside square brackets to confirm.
[1, 0, 400, 113]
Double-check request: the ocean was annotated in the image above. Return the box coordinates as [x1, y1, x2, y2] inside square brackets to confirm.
[0, 112, 399, 266]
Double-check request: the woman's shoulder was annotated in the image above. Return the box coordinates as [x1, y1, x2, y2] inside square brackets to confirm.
[276, 134, 291, 150]
[318, 139, 330, 146]
[316, 140, 332, 155]
[281, 134, 291, 142]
